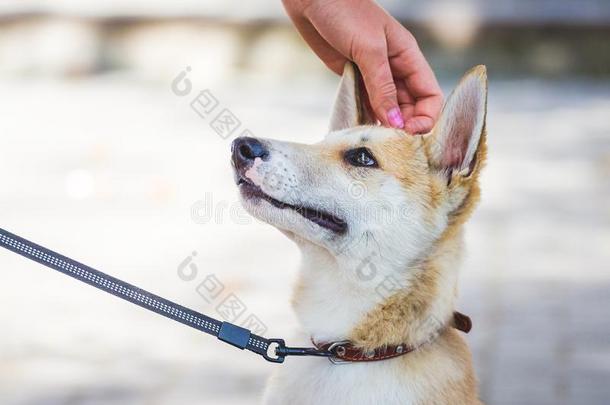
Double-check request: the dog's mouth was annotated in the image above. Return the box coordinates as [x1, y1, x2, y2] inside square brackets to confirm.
[237, 176, 347, 234]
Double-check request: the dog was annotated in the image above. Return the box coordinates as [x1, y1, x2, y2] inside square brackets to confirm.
[231, 62, 487, 405]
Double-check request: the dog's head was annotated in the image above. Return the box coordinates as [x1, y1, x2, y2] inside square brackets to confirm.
[232, 63, 487, 275]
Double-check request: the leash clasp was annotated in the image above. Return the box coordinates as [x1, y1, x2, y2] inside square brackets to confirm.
[263, 339, 287, 363]
[266, 339, 334, 364]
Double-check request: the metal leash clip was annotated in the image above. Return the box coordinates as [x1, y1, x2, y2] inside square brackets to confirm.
[270, 340, 333, 363]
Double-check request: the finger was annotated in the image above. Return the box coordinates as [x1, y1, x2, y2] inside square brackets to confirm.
[404, 91, 442, 134]
[404, 116, 436, 134]
[352, 41, 403, 128]
[396, 80, 415, 120]
[386, 25, 443, 131]
[396, 79, 436, 134]
[283, 7, 347, 74]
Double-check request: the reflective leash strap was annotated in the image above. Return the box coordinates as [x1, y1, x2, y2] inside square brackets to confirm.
[0, 227, 326, 363]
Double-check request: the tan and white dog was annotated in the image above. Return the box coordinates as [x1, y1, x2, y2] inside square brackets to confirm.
[231, 63, 487, 405]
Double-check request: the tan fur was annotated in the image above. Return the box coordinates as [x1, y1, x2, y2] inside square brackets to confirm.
[349, 260, 439, 351]
[237, 64, 489, 405]
[348, 234, 462, 351]
[347, 125, 487, 362]
[346, 74, 488, 402]
[300, 114, 486, 403]
[398, 329, 482, 405]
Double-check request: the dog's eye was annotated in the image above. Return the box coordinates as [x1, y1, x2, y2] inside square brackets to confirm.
[344, 147, 378, 168]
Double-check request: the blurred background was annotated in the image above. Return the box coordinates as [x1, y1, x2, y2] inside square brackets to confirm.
[0, 1, 609, 404]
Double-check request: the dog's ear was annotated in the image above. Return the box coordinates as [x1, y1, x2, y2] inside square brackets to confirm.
[426, 65, 488, 177]
[328, 62, 375, 132]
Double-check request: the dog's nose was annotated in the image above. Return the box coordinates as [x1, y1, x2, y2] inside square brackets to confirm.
[232, 137, 268, 168]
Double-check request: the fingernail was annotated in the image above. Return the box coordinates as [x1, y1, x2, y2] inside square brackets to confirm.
[387, 107, 404, 129]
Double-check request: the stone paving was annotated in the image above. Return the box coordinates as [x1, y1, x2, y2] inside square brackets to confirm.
[0, 73, 608, 404]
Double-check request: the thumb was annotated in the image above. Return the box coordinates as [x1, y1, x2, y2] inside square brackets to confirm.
[354, 46, 403, 129]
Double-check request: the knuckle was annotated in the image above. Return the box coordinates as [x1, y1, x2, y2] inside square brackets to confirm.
[351, 35, 386, 61]
[368, 42, 387, 56]
[363, 43, 387, 59]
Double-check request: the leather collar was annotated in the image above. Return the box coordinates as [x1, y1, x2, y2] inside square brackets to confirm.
[313, 311, 472, 363]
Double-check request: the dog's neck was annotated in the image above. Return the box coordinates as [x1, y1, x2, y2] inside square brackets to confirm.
[291, 231, 463, 350]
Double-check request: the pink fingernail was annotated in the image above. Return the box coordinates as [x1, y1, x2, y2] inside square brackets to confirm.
[387, 107, 404, 129]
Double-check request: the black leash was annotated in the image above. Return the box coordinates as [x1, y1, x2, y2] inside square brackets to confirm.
[0, 227, 331, 364]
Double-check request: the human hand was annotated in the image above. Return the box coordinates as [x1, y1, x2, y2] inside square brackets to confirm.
[282, 0, 443, 133]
